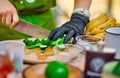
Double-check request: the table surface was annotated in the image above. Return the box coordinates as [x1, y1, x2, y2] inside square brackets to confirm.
[15, 24, 85, 78]
[17, 56, 85, 78]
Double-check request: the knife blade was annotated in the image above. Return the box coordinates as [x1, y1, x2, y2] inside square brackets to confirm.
[15, 20, 50, 38]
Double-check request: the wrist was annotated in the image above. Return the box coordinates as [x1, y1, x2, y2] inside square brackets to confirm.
[71, 13, 89, 24]
[72, 8, 90, 18]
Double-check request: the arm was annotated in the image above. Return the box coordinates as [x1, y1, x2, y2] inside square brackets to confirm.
[74, 0, 91, 10]
[0, 0, 19, 28]
[56, 0, 91, 17]
[49, 0, 91, 43]
[56, 0, 74, 18]
[73, 0, 91, 17]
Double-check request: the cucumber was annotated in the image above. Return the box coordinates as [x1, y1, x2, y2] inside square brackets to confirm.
[28, 43, 42, 49]
[33, 38, 41, 44]
[40, 45, 48, 48]
[40, 45, 48, 53]
[57, 44, 65, 51]
[41, 38, 50, 45]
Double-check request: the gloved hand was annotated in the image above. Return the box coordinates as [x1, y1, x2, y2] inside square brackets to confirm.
[48, 13, 89, 44]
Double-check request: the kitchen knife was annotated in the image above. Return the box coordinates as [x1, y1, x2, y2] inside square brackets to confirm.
[15, 20, 50, 38]
[0, 22, 31, 41]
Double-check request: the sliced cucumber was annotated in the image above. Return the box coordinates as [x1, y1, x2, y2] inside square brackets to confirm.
[40, 45, 48, 53]
[57, 44, 65, 51]
[41, 38, 50, 45]
[33, 38, 41, 44]
[50, 41, 56, 47]
[40, 45, 48, 48]
[28, 43, 42, 49]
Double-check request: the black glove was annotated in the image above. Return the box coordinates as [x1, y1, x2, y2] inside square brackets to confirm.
[48, 13, 89, 44]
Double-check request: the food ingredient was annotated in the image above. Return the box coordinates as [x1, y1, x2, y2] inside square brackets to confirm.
[84, 13, 118, 41]
[45, 61, 68, 78]
[85, 33, 105, 41]
[88, 17, 116, 35]
[85, 13, 108, 33]
[112, 60, 120, 76]
[57, 44, 65, 51]
[23, 37, 65, 53]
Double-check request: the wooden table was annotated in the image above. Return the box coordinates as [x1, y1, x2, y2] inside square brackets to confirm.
[17, 56, 85, 78]
[17, 64, 30, 78]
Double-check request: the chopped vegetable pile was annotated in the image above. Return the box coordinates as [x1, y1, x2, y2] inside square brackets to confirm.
[23, 37, 65, 53]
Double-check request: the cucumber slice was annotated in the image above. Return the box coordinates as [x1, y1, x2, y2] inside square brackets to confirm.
[40, 45, 48, 53]
[28, 43, 42, 49]
[40, 45, 48, 48]
[41, 38, 50, 45]
[33, 38, 41, 44]
[57, 44, 65, 51]
[50, 41, 56, 47]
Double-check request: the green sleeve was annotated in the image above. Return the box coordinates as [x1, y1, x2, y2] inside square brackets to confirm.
[9, 0, 56, 15]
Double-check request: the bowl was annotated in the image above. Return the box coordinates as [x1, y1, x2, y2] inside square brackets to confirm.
[23, 63, 82, 78]
[76, 35, 104, 54]
[53, 44, 83, 63]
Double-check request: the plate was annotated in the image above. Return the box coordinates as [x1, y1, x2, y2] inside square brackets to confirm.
[23, 63, 82, 78]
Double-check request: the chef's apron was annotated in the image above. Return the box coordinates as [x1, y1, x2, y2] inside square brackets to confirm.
[0, 0, 56, 41]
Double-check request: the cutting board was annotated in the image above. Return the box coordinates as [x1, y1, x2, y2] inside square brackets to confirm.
[24, 46, 55, 64]
[24, 46, 56, 64]
[23, 38, 56, 64]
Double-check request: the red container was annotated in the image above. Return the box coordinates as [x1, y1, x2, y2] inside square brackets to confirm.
[0, 48, 16, 78]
